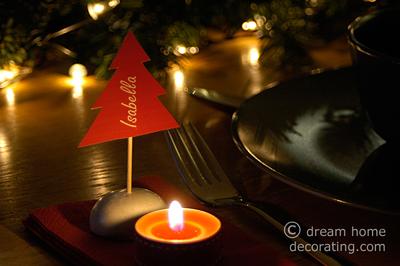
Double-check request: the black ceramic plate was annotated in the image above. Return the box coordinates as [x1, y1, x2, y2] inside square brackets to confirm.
[232, 67, 399, 214]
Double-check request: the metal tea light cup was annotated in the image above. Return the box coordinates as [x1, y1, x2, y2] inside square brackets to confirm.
[134, 207, 222, 266]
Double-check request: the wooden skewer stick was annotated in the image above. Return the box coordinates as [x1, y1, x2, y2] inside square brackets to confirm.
[127, 137, 133, 193]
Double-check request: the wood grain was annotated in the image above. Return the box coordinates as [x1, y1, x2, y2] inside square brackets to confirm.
[2, 35, 396, 266]
[0, 225, 60, 265]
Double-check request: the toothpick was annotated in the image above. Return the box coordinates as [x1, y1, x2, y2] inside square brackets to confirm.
[127, 137, 133, 193]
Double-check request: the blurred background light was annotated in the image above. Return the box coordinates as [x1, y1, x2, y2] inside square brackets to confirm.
[87, 0, 120, 20]
[69, 64, 87, 98]
[69, 64, 87, 85]
[242, 20, 258, 31]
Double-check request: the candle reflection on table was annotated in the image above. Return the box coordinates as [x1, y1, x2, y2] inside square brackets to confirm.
[172, 67, 185, 91]
[242, 46, 264, 96]
[168, 65, 189, 120]
[0, 130, 11, 164]
[5, 88, 15, 106]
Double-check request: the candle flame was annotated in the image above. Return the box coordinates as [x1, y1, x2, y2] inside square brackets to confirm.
[168, 200, 184, 231]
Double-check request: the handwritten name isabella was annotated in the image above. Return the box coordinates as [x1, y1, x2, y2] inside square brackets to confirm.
[119, 76, 137, 128]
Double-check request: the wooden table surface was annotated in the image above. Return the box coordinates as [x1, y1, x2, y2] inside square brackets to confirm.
[1, 35, 399, 266]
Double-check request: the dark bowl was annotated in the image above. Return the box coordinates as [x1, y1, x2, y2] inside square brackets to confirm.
[348, 8, 400, 142]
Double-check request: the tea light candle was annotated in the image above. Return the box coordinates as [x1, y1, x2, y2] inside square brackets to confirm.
[135, 201, 222, 266]
[136, 200, 220, 243]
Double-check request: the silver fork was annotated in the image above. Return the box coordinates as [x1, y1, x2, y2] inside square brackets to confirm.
[166, 123, 344, 266]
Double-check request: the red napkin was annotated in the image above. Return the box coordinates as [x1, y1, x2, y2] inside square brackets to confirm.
[24, 176, 296, 266]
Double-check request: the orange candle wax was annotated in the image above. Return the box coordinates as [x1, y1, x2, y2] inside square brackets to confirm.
[151, 221, 201, 240]
[135, 201, 221, 244]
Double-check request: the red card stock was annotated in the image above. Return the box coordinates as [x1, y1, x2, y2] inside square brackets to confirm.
[79, 32, 178, 147]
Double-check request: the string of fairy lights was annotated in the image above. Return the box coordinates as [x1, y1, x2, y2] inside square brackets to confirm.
[1, 0, 380, 92]
[1, 0, 199, 90]
[1, 0, 120, 89]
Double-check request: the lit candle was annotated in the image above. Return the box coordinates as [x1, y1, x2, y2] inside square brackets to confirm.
[135, 201, 222, 265]
[135, 200, 220, 244]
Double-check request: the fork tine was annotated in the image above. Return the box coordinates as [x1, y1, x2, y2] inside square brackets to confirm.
[167, 126, 344, 266]
[165, 129, 201, 187]
[166, 127, 212, 189]
[179, 125, 216, 185]
[184, 123, 231, 184]
[166, 123, 239, 202]
[175, 126, 212, 186]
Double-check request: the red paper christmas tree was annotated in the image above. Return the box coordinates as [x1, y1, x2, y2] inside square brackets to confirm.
[79, 32, 179, 147]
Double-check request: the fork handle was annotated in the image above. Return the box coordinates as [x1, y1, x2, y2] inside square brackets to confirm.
[235, 201, 345, 266]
